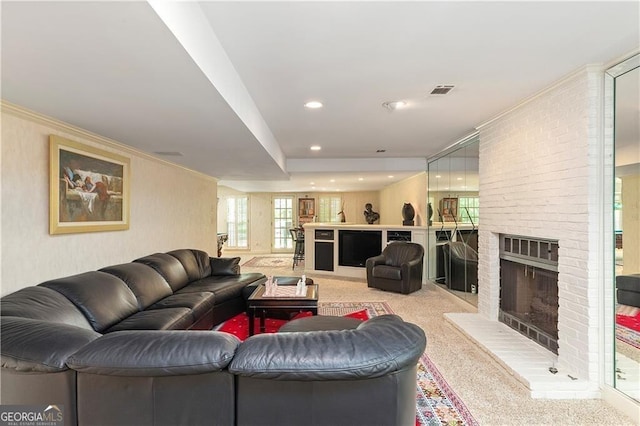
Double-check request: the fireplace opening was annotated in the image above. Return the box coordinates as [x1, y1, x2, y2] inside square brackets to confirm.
[499, 235, 559, 354]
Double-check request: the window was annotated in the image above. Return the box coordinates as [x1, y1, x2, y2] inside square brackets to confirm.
[227, 196, 248, 248]
[458, 197, 479, 224]
[318, 196, 343, 222]
[273, 196, 294, 250]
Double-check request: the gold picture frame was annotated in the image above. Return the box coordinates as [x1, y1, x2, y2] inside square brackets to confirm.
[50, 135, 130, 234]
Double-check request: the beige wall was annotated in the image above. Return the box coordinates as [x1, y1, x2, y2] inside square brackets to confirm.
[622, 174, 640, 274]
[379, 172, 427, 225]
[1, 105, 218, 296]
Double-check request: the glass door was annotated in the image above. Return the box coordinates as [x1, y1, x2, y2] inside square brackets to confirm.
[272, 196, 294, 252]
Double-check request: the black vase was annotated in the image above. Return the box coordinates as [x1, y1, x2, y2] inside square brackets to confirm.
[402, 203, 415, 226]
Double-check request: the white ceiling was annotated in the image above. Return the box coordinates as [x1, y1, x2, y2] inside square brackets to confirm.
[2, 1, 638, 193]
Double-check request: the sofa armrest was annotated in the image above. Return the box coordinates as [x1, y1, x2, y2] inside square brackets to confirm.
[365, 254, 386, 278]
[401, 256, 423, 269]
[230, 315, 426, 381]
[366, 255, 386, 268]
[66, 330, 239, 376]
[401, 257, 423, 275]
[209, 257, 241, 276]
[1, 317, 101, 373]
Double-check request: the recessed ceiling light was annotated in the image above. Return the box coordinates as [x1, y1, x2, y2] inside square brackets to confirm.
[311, 186, 316, 189]
[358, 177, 364, 181]
[330, 179, 335, 183]
[310, 145, 321, 151]
[388, 175, 394, 178]
[304, 101, 323, 109]
[310, 182, 315, 185]
[457, 177, 463, 181]
[435, 175, 441, 179]
[382, 100, 407, 110]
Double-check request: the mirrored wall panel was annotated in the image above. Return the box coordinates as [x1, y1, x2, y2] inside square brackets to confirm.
[609, 54, 639, 403]
[427, 135, 479, 305]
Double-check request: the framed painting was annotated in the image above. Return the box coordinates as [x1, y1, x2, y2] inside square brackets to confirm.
[49, 135, 130, 234]
[439, 197, 458, 222]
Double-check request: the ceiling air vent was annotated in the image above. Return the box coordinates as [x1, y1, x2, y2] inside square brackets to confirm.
[154, 151, 184, 157]
[430, 85, 455, 95]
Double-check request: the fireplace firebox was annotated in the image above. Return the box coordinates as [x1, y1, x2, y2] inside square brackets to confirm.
[499, 235, 559, 354]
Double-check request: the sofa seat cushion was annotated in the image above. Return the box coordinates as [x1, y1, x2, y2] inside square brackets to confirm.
[134, 253, 190, 292]
[177, 273, 265, 304]
[0, 286, 93, 330]
[40, 271, 139, 333]
[148, 292, 215, 320]
[1, 317, 101, 373]
[100, 263, 173, 310]
[372, 265, 402, 281]
[105, 308, 193, 333]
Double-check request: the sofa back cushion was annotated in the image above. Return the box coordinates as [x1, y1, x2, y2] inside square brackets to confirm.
[100, 263, 173, 310]
[445, 241, 478, 262]
[134, 253, 190, 292]
[230, 314, 426, 380]
[168, 249, 211, 281]
[40, 271, 139, 333]
[0, 286, 93, 330]
[1, 316, 101, 373]
[383, 242, 424, 267]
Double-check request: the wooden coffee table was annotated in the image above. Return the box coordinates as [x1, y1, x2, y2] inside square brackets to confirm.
[247, 284, 319, 336]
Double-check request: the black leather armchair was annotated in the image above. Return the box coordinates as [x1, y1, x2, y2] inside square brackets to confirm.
[366, 242, 424, 294]
[442, 241, 478, 292]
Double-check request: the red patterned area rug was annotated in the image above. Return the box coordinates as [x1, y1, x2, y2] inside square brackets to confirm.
[216, 301, 478, 426]
[617, 312, 640, 350]
[616, 306, 640, 349]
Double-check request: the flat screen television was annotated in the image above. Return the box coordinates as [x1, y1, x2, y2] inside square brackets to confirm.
[339, 230, 382, 268]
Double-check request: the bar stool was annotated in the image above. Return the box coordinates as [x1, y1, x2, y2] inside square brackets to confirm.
[290, 227, 305, 270]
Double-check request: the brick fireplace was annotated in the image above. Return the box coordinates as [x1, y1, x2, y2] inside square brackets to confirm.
[445, 66, 604, 398]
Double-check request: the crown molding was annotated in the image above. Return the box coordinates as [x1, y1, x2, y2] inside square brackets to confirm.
[475, 64, 603, 131]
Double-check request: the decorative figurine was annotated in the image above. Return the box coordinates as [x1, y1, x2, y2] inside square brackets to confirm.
[363, 203, 380, 224]
[402, 203, 415, 226]
[337, 202, 346, 222]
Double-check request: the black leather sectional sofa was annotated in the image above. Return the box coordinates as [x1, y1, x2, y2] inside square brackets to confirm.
[1, 248, 427, 426]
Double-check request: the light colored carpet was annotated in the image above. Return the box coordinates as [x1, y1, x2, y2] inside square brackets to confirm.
[238, 255, 635, 426]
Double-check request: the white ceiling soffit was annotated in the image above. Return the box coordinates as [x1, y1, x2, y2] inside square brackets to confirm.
[1, 1, 288, 181]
